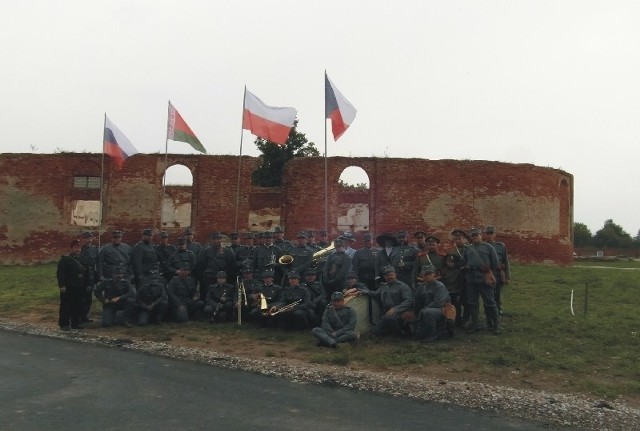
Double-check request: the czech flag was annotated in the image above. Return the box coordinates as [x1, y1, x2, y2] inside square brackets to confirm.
[325, 73, 357, 141]
[103, 115, 138, 169]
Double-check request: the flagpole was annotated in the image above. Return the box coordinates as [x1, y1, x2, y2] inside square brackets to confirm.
[324, 71, 329, 235]
[162, 101, 171, 230]
[99, 113, 106, 249]
[234, 86, 247, 232]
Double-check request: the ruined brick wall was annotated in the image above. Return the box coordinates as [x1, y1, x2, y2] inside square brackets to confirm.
[283, 157, 573, 265]
[0, 153, 572, 265]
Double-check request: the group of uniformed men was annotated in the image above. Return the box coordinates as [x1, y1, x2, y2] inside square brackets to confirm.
[56, 225, 510, 345]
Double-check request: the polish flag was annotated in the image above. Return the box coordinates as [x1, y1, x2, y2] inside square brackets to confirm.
[325, 73, 357, 141]
[103, 115, 138, 169]
[242, 89, 297, 145]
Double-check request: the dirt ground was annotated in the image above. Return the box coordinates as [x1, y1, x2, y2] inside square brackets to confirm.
[14, 310, 639, 410]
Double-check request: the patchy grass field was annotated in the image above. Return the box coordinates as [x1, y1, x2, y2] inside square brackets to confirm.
[1, 262, 639, 405]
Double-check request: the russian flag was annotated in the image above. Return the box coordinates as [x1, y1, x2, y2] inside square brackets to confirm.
[325, 73, 357, 141]
[242, 89, 297, 146]
[103, 115, 138, 169]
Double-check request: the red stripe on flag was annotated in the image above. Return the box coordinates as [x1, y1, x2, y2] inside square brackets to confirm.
[242, 109, 291, 145]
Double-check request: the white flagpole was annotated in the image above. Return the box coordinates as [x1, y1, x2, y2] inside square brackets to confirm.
[324, 71, 329, 235]
[99, 113, 106, 249]
[234, 86, 247, 231]
[162, 101, 171, 229]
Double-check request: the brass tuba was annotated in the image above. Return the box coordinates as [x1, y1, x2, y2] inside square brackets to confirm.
[311, 241, 335, 266]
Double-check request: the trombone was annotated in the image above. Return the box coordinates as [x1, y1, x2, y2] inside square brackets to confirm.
[264, 299, 302, 316]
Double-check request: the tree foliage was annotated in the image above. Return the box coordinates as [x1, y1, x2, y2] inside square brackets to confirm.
[573, 222, 592, 247]
[251, 120, 320, 187]
[339, 180, 369, 191]
[592, 219, 634, 248]
[573, 220, 640, 249]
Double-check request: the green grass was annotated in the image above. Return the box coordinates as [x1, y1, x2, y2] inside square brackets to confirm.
[1, 262, 639, 400]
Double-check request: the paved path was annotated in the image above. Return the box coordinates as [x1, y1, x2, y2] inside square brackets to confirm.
[0, 330, 554, 431]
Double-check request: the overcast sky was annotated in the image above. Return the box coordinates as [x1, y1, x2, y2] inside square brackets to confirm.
[2, 1, 639, 236]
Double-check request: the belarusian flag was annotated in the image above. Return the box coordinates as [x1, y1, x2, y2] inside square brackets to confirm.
[167, 102, 206, 153]
[242, 89, 297, 146]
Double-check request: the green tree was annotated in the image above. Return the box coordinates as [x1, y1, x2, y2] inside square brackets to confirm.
[251, 120, 320, 187]
[573, 222, 592, 247]
[592, 219, 633, 248]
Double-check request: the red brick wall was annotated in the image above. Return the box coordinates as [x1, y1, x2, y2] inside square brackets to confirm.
[0, 153, 573, 265]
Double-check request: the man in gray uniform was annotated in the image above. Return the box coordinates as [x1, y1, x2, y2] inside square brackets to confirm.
[287, 231, 314, 281]
[301, 268, 327, 324]
[392, 230, 417, 287]
[168, 238, 197, 276]
[205, 271, 236, 323]
[196, 231, 235, 301]
[94, 265, 136, 328]
[413, 265, 451, 342]
[132, 228, 159, 287]
[270, 271, 312, 330]
[462, 228, 500, 334]
[351, 233, 378, 291]
[155, 231, 177, 282]
[361, 265, 413, 337]
[167, 262, 204, 322]
[483, 225, 511, 316]
[183, 228, 202, 256]
[97, 230, 132, 281]
[78, 231, 98, 323]
[135, 271, 168, 326]
[322, 239, 352, 296]
[311, 291, 358, 348]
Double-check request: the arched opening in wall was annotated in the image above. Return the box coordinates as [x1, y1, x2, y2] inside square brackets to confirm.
[337, 166, 370, 233]
[162, 164, 193, 229]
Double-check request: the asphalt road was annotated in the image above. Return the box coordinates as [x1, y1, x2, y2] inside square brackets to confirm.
[0, 330, 554, 431]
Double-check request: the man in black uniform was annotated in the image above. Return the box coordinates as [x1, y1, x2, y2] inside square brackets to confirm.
[205, 271, 236, 323]
[156, 231, 177, 283]
[94, 265, 136, 328]
[132, 228, 159, 287]
[374, 232, 399, 285]
[97, 230, 132, 281]
[56, 239, 87, 330]
[269, 271, 312, 330]
[351, 233, 378, 291]
[167, 262, 204, 322]
[78, 231, 97, 323]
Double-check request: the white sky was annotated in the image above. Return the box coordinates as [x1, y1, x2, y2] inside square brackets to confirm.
[2, 0, 639, 236]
